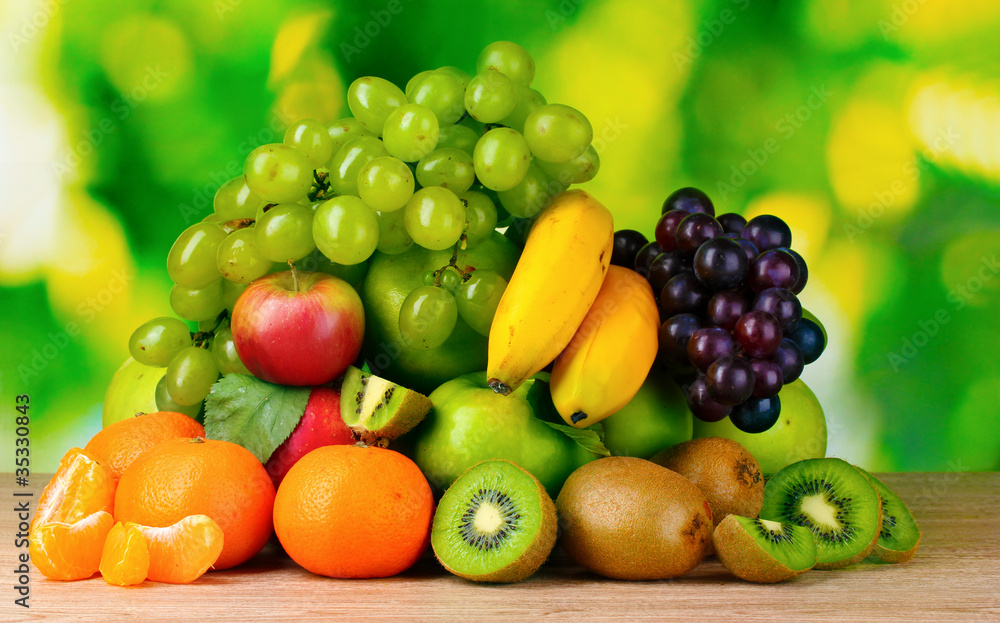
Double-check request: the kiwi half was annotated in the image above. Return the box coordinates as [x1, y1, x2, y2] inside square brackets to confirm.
[760, 458, 881, 570]
[713, 514, 817, 583]
[854, 466, 921, 563]
[340, 366, 431, 443]
[431, 459, 557, 583]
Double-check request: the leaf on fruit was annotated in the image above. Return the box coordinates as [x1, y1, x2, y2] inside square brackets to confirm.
[204, 374, 310, 463]
[543, 421, 611, 457]
[524, 376, 610, 457]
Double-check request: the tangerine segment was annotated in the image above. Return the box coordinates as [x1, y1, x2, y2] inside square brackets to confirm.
[30, 511, 115, 581]
[32, 448, 115, 533]
[85, 411, 205, 482]
[100, 523, 150, 586]
[135, 515, 224, 584]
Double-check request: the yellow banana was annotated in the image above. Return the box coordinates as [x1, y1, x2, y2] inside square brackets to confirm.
[550, 265, 660, 428]
[487, 189, 614, 395]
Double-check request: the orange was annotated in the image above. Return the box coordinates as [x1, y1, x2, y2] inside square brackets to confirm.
[30, 510, 114, 580]
[273, 445, 434, 578]
[135, 514, 224, 583]
[114, 438, 274, 570]
[100, 523, 149, 586]
[85, 411, 205, 482]
[32, 448, 115, 533]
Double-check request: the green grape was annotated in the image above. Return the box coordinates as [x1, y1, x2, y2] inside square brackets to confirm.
[536, 144, 600, 185]
[403, 187, 465, 250]
[375, 208, 413, 255]
[439, 267, 461, 291]
[460, 115, 485, 133]
[464, 71, 516, 123]
[197, 318, 218, 332]
[473, 128, 531, 192]
[313, 196, 379, 265]
[243, 143, 314, 203]
[456, 270, 508, 336]
[382, 103, 440, 162]
[523, 104, 593, 163]
[408, 71, 466, 125]
[437, 66, 471, 90]
[476, 41, 536, 86]
[167, 222, 228, 288]
[421, 270, 436, 286]
[436, 123, 480, 155]
[170, 281, 226, 322]
[211, 325, 251, 376]
[416, 148, 475, 193]
[347, 76, 407, 135]
[214, 176, 265, 221]
[405, 70, 436, 98]
[284, 119, 335, 168]
[155, 377, 202, 418]
[460, 190, 499, 249]
[500, 86, 546, 133]
[398, 285, 458, 350]
[219, 278, 247, 311]
[497, 164, 560, 219]
[217, 228, 273, 284]
[253, 203, 315, 262]
[129, 317, 192, 367]
[327, 118, 375, 156]
[330, 136, 389, 196]
[165, 346, 220, 407]
[202, 213, 223, 223]
[357, 156, 414, 213]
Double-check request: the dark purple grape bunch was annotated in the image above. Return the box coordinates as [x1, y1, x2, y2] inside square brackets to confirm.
[611, 187, 827, 434]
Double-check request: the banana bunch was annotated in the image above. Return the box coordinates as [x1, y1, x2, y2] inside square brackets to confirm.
[550, 265, 660, 428]
[487, 190, 614, 395]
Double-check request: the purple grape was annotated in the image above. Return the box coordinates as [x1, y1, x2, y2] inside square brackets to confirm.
[660, 273, 710, 316]
[783, 247, 809, 294]
[753, 288, 802, 331]
[685, 375, 731, 422]
[658, 313, 703, 366]
[743, 215, 791, 252]
[706, 356, 756, 406]
[634, 241, 663, 274]
[687, 327, 734, 372]
[749, 358, 783, 398]
[693, 237, 749, 291]
[772, 338, 805, 383]
[707, 290, 751, 330]
[730, 396, 781, 433]
[787, 318, 825, 365]
[734, 238, 759, 263]
[748, 249, 800, 292]
[648, 251, 692, 295]
[717, 213, 747, 236]
[662, 187, 714, 216]
[735, 310, 783, 358]
[654, 209, 689, 252]
[675, 213, 724, 253]
[611, 229, 648, 268]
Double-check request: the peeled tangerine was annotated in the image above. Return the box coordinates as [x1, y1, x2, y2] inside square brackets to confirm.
[550, 265, 660, 428]
[99, 515, 224, 586]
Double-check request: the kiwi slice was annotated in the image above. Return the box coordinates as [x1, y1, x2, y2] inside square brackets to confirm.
[854, 466, 921, 563]
[431, 459, 557, 583]
[340, 366, 431, 443]
[760, 457, 881, 570]
[713, 515, 817, 583]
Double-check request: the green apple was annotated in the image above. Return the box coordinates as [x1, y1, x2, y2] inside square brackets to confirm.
[102, 357, 166, 427]
[692, 379, 826, 476]
[411, 372, 599, 498]
[602, 367, 692, 458]
[361, 232, 519, 393]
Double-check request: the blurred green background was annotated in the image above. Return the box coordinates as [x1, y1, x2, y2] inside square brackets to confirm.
[1, 0, 998, 472]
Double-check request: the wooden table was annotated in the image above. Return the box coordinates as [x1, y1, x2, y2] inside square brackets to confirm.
[3, 472, 998, 622]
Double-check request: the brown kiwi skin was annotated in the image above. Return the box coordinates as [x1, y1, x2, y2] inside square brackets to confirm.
[556, 457, 713, 580]
[713, 515, 814, 583]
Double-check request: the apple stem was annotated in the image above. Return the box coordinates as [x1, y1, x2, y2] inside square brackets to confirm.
[288, 260, 300, 292]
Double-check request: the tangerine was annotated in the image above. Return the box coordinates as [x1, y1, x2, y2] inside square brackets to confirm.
[85, 411, 205, 482]
[136, 514, 224, 583]
[100, 523, 149, 586]
[32, 448, 115, 533]
[30, 510, 114, 580]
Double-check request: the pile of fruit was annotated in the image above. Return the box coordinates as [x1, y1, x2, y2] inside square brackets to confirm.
[32, 41, 920, 589]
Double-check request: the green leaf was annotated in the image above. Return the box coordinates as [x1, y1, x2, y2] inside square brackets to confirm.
[204, 374, 311, 463]
[543, 420, 611, 457]
[524, 375, 611, 457]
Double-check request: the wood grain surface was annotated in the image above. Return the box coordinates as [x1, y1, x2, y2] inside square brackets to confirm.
[2, 472, 998, 622]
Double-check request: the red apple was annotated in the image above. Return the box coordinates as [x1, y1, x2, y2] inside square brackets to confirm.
[231, 270, 365, 386]
[265, 387, 355, 487]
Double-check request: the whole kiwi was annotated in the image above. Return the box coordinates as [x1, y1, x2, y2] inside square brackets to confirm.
[556, 457, 713, 580]
[652, 437, 764, 528]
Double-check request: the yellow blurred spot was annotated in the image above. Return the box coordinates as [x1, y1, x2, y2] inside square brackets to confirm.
[939, 230, 1000, 308]
[101, 14, 192, 101]
[743, 192, 833, 262]
[272, 60, 344, 126]
[888, 0, 1000, 47]
[814, 237, 903, 325]
[269, 9, 333, 87]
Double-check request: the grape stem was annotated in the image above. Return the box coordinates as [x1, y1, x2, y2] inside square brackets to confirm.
[189, 310, 228, 348]
[221, 218, 255, 234]
[308, 169, 332, 202]
[431, 238, 474, 287]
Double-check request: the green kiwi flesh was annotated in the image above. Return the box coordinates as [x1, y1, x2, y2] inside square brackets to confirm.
[340, 366, 431, 443]
[760, 458, 881, 570]
[713, 515, 817, 583]
[431, 459, 557, 583]
[854, 466, 921, 563]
